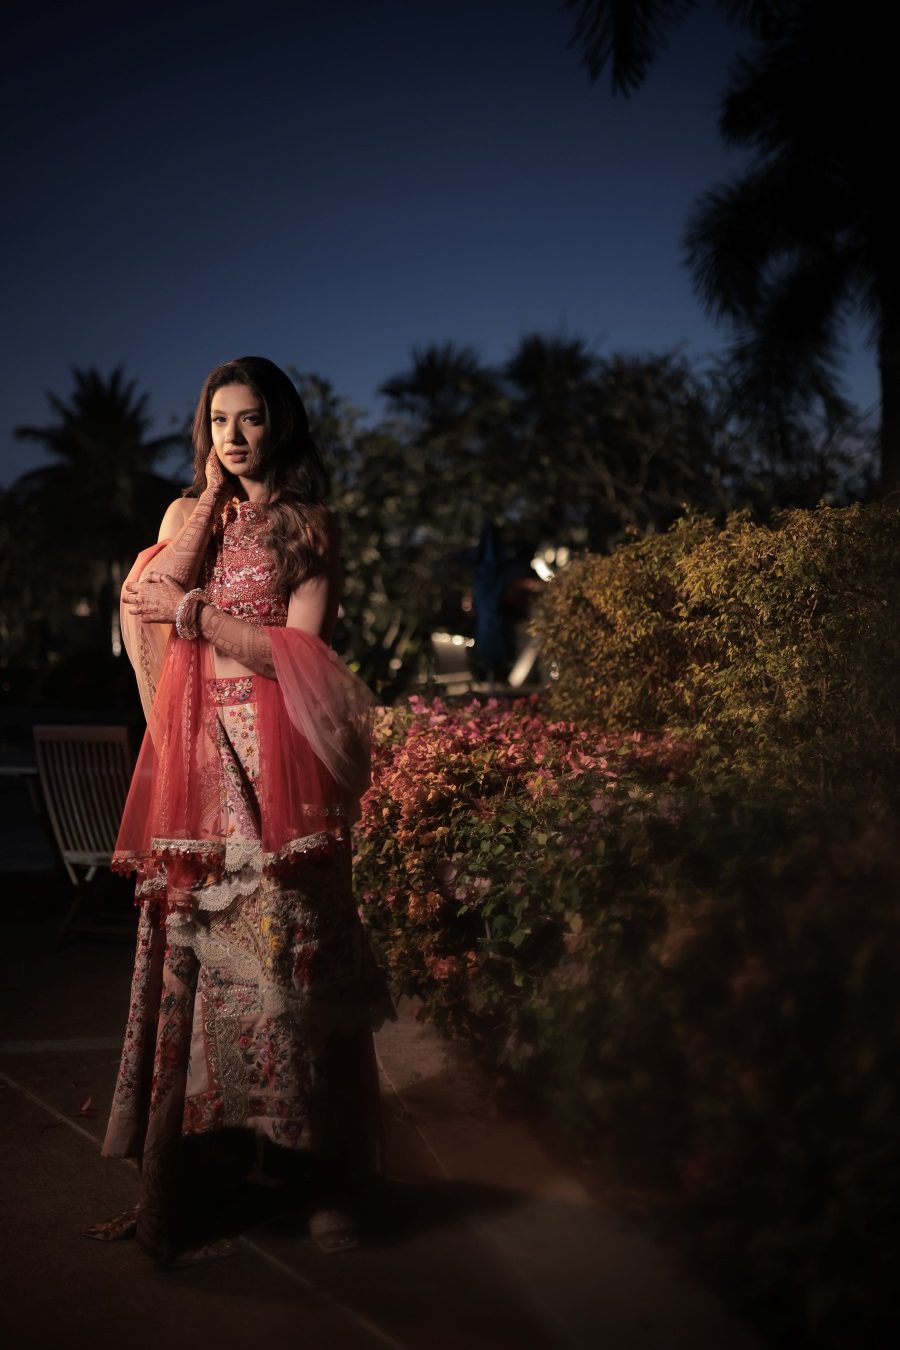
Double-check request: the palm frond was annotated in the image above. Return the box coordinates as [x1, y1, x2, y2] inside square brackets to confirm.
[503, 333, 598, 397]
[720, 2, 883, 179]
[720, 1, 793, 42]
[564, 0, 699, 94]
[721, 35, 833, 157]
[685, 158, 856, 319]
[722, 248, 856, 433]
[380, 343, 496, 422]
[13, 424, 69, 450]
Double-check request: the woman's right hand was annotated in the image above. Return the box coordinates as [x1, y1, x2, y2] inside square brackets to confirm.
[205, 448, 227, 495]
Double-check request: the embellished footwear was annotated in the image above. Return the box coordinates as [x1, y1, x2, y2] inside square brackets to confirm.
[309, 1207, 359, 1254]
[81, 1205, 140, 1242]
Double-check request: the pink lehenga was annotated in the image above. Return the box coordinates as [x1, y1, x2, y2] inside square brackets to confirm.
[99, 499, 389, 1261]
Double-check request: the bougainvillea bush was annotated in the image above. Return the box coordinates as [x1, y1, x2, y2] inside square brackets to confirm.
[356, 696, 900, 1349]
[358, 696, 693, 1063]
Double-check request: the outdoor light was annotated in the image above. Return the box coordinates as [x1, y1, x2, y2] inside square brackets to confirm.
[532, 543, 573, 583]
[531, 557, 555, 583]
[432, 631, 473, 647]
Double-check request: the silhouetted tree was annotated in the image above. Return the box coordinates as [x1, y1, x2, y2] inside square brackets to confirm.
[501, 334, 598, 534]
[13, 365, 185, 553]
[565, 1, 780, 93]
[361, 336, 740, 691]
[294, 371, 461, 694]
[503, 338, 731, 547]
[566, 0, 898, 491]
[380, 341, 498, 433]
[4, 366, 185, 702]
[707, 356, 878, 513]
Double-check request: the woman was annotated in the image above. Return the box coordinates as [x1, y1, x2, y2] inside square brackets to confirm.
[86, 356, 390, 1264]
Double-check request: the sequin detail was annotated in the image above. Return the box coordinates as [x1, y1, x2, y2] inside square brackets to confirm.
[207, 676, 254, 705]
[203, 499, 288, 628]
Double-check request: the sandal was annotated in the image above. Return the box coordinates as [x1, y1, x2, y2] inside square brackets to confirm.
[309, 1207, 359, 1254]
[81, 1205, 140, 1242]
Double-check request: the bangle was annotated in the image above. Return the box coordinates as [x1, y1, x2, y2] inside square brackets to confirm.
[175, 588, 205, 640]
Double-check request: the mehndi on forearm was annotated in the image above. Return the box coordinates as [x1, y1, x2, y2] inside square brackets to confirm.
[197, 604, 276, 679]
[164, 489, 223, 588]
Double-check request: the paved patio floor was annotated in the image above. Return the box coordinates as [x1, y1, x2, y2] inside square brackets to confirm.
[0, 873, 763, 1350]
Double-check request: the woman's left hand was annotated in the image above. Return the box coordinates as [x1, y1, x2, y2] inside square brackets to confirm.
[123, 572, 185, 624]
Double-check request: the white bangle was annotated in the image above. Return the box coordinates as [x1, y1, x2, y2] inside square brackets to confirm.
[175, 588, 205, 640]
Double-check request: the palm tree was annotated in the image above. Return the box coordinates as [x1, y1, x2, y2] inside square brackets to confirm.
[502, 334, 601, 538]
[565, 1, 781, 93]
[505, 337, 730, 546]
[9, 366, 186, 682]
[384, 335, 732, 553]
[566, 1, 898, 492]
[381, 341, 500, 433]
[380, 341, 508, 533]
[13, 365, 185, 549]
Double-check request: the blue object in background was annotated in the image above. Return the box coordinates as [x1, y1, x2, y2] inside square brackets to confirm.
[471, 521, 514, 682]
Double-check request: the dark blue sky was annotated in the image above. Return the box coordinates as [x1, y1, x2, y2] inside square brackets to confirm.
[2, 0, 877, 486]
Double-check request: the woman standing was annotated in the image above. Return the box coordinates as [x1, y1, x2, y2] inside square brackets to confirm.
[87, 356, 390, 1264]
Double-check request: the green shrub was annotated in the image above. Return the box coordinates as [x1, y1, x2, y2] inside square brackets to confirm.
[535, 501, 900, 804]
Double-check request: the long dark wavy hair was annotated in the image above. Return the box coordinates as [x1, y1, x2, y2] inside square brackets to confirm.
[188, 355, 331, 591]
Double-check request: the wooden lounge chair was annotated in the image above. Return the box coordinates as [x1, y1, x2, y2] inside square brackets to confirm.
[32, 725, 135, 947]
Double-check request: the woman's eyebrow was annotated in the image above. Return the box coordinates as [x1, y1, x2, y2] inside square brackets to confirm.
[210, 406, 263, 415]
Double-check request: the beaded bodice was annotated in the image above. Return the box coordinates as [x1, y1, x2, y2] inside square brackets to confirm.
[202, 498, 289, 628]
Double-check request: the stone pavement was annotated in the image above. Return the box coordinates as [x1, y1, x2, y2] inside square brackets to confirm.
[0, 888, 764, 1350]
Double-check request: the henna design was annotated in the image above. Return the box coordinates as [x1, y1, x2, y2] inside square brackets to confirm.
[197, 603, 276, 679]
[164, 487, 225, 589]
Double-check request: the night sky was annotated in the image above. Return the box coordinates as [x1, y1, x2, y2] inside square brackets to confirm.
[3, 0, 877, 487]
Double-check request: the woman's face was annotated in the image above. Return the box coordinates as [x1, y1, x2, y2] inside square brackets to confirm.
[209, 382, 266, 477]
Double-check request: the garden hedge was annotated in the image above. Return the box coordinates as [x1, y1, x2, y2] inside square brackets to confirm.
[356, 501, 900, 1346]
[356, 697, 900, 1347]
[534, 500, 900, 805]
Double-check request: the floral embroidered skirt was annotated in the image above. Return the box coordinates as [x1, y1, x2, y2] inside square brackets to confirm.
[102, 677, 388, 1252]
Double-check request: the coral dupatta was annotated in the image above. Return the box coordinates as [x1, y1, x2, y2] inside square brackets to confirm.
[113, 543, 375, 911]
[119, 542, 171, 728]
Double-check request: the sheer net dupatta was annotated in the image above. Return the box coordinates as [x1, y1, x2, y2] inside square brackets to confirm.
[113, 550, 376, 908]
[115, 540, 223, 893]
[265, 626, 375, 826]
[119, 541, 172, 724]
[113, 605, 226, 900]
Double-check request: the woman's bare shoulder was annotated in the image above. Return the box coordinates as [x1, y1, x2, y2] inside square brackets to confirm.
[157, 496, 199, 543]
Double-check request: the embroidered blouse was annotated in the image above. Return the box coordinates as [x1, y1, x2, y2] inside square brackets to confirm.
[202, 498, 289, 628]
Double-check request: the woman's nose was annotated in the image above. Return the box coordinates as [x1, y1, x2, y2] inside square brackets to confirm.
[228, 423, 246, 445]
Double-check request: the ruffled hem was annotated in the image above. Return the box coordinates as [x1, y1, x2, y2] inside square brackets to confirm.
[113, 827, 349, 916]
